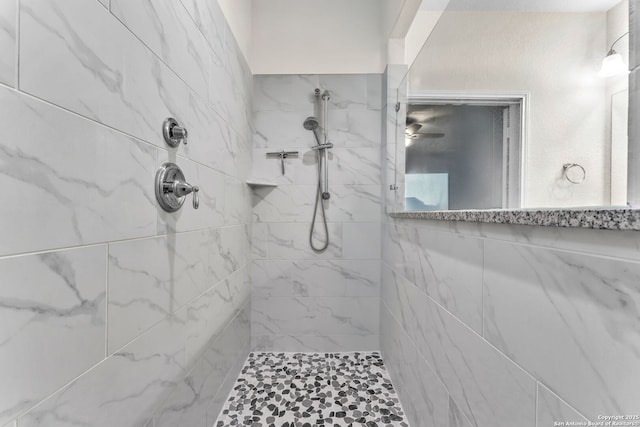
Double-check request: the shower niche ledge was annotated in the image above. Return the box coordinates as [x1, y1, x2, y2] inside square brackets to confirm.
[246, 179, 278, 188]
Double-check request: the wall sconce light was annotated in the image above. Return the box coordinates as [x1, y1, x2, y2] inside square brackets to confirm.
[598, 32, 629, 78]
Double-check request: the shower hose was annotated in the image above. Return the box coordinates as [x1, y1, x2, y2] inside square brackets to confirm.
[309, 148, 329, 252]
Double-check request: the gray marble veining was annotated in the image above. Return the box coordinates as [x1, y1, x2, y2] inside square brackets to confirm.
[5, 0, 254, 425]
[0, 247, 106, 426]
[0, 86, 157, 256]
[483, 239, 640, 419]
[110, 0, 209, 95]
[382, 260, 537, 427]
[18, 311, 186, 427]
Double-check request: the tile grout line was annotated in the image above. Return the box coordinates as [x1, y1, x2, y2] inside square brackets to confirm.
[0, 223, 253, 261]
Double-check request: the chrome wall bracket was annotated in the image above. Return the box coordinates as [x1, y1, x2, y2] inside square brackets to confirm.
[163, 117, 188, 147]
[266, 150, 299, 175]
[155, 162, 199, 212]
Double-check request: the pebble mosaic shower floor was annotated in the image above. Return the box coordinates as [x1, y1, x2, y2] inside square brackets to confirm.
[215, 352, 409, 427]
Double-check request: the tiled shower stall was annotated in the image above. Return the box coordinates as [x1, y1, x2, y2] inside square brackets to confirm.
[0, 0, 639, 427]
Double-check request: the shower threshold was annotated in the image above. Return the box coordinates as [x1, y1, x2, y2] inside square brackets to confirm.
[215, 352, 409, 426]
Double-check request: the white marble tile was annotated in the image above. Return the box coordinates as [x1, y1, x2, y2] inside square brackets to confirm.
[184, 102, 244, 179]
[251, 259, 293, 297]
[208, 51, 235, 141]
[383, 261, 537, 427]
[414, 229, 484, 333]
[267, 222, 343, 260]
[319, 74, 367, 110]
[537, 384, 589, 427]
[442, 218, 640, 263]
[205, 336, 251, 425]
[0, 0, 15, 86]
[331, 147, 382, 185]
[157, 154, 225, 234]
[186, 267, 250, 365]
[328, 108, 382, 147]
[253, 74, 319, 113]
[253, 75, 294, 112]
[253, 110, 314, 149]
[110, 0, 208, 95]
[252, 185, 315, 224]
[343, 222, 381, 260]
[20, 0, 192, 146]
[251, 223, 268, 259]
[449, 397, 473, 427]
[18, 310, 186, 427]
[380, 306, 449, 427]
[381, 263, 413, 330]
[292, 259, 381, 297]
[0, 246, 106, 426]
[251, 333, 379, 352]
[107, 231, 209, 353]
[483, 240, 640, 420]
[252, 296, 379, 336]
[324, 185, 382, 223]
[153, 303, 249, 427]
[179, 0, 225, 59]
[382, 222, 420, 284]
[209, 225, 247, 284]
[224, 175, 251, 226]
[0, 86, 156, 257]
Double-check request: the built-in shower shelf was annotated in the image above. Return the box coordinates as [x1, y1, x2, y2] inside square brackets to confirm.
[246, 179, 278, 188]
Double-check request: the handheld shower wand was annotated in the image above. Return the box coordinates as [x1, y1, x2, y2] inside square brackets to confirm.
[303, 88, 332, 252]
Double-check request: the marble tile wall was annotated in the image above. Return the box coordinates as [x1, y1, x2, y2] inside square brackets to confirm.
[381, 218, 640, 427]
[250, 74, 383, 351]
[0, 0, 252, 426]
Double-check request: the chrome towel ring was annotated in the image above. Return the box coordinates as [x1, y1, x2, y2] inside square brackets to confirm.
[563, 163, 586, 184]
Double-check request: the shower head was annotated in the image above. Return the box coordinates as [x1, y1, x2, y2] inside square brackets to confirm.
[303, 116, 319, 131]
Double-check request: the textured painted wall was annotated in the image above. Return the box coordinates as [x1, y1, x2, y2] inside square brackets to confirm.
[409, 11, 609, 208]
[0, 0, 253, 426]
[250, 74, 384, 351]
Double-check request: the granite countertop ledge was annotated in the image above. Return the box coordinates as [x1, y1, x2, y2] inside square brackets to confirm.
[389, 208, 640, 231]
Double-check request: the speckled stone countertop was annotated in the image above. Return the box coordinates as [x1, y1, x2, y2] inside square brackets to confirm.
[389, 208, 640, 231]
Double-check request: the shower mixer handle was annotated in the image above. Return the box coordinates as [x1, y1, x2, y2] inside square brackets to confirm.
[164, 181, 199, 207]
[155, 162, 200, 212]
[163, 117, 188, 147]
[312, 143, 333, 150]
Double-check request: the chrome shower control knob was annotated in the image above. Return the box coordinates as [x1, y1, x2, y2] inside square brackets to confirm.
[163, 117, 188, 147]
[155, 162, 200, 212]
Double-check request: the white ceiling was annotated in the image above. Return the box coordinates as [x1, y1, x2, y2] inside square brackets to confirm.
[421, 0, 623, 12]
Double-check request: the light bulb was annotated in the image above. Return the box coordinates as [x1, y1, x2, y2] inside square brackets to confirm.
[598, 51, 628, 78]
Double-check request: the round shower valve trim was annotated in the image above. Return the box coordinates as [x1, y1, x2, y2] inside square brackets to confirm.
[163, 117, 188, 148]
[155, 162, 199, 212]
